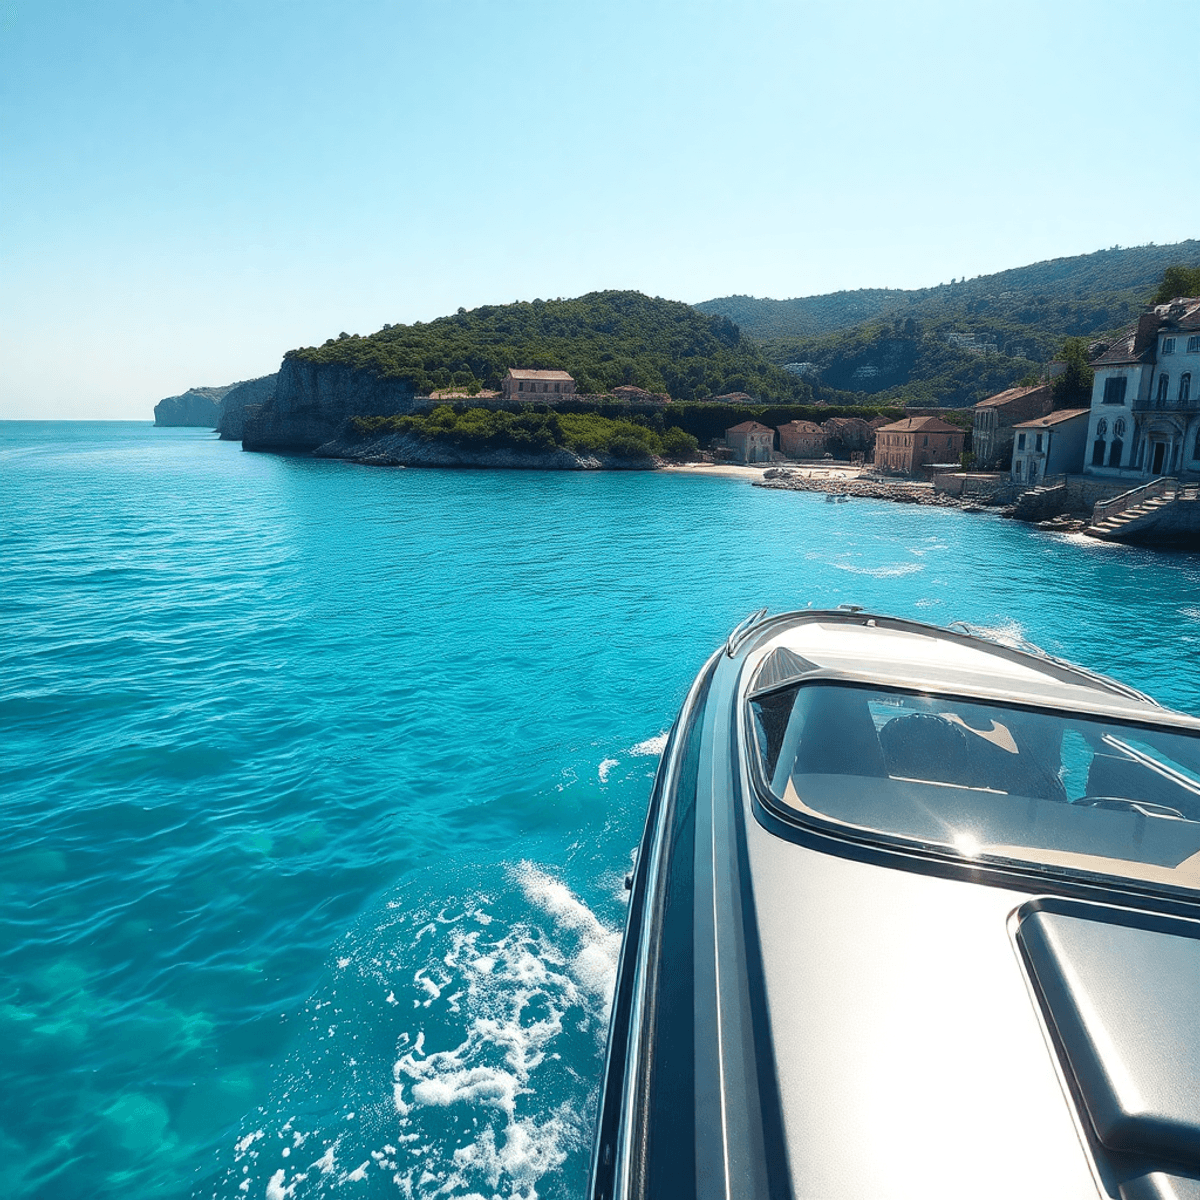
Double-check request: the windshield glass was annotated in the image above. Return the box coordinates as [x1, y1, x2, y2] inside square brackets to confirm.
[750, 683, 1200, 890]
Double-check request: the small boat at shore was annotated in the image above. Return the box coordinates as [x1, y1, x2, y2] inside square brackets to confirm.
[824, 491, 850, 502]
[591, 608, 1200, 1200]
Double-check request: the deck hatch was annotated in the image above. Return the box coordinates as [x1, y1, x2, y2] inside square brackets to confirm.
[1018, 908, 1200, 1169]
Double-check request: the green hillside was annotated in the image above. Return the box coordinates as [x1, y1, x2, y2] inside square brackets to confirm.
[696, 241, 1200, 407]
[289, 290, 822, 404]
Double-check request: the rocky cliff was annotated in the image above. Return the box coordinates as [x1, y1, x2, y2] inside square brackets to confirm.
[242, 358, 419, 452]
[153, 384, 236, 427]
[216, 374, 279, 440]
[312, 430, 657, 471]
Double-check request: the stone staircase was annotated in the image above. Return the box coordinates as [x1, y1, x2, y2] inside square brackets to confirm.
[1086, 477, 1200, 544]
[1009, 479, 1068, 522]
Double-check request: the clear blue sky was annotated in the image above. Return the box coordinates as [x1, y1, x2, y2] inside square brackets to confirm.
[2, 0, 1197, 418]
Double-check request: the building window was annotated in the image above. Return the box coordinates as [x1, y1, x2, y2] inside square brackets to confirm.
[1189, 336, 1200, 353]
[1035, 433, 1043, 452]
[1102, 376, 1127, 405]
[518, 381, 524, 392]
[1181, 373, 1192, 405]
[1017, 433, 1026, 450]
[1194, 429, 1200, 460]
[1162, 337, 1176, 355]
[1109, 438, 1123, 467]
[1015, 460, 1023, 478]
[1157, 374, 1170, 405]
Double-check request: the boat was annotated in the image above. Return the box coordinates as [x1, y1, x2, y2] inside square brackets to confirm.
[590, 607, 1200, 1200]
[824, 491, 850, 502]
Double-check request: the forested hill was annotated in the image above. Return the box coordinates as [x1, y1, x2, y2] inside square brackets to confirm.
[288, 291, 816, 404]
[696, 241, 1200, 341]
[694, 241, 1200, 407]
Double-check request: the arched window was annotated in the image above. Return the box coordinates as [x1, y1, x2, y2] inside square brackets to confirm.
[1092, 419, 1108, 467]
[1157, 373, 1170, 405]
[1114, 418, 1126, 438]
[1097, 418, 1108, 436]
[1181, 373, 1192, 405]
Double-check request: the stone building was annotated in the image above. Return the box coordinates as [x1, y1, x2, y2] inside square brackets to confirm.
[725, 421, 775, 463]
[821, 416, 877, 458]
[972, 384, 1054, 468]
[1010, 409, 1090, 485]
[1082, 299, 1200, 480]
[502, 368, 576, 401]
[875, 416, 965, 473]
[777, 420, 826, 459]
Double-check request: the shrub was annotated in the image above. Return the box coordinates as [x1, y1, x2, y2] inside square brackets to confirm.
[661, 426, 700, 460]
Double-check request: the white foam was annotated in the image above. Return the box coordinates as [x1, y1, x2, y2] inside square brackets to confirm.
[235, 1129, 263, 1155]
[597, 757, 619, 782]
[630, 732, 668, 757]
[381, 867, 617, 1199]
[831, 560, 924, 578]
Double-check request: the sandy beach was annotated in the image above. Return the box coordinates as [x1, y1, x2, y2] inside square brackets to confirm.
[659, 462, 867, 483]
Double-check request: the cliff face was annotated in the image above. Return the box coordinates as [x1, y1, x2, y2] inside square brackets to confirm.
[242, 358, 418, 452]
[216, 374, 278, 441]
[312, 430, 657, 471]
[153, 385, 234, 427]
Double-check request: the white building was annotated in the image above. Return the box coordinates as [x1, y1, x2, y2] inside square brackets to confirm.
[1010, 409, 1090, 485]
[1083, 299, 1200, 480]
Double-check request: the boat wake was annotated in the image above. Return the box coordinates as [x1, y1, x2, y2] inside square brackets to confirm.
[208, 863, 619, 1199]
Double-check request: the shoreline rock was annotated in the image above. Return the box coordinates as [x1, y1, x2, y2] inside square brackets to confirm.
[754, 468, 999, 510]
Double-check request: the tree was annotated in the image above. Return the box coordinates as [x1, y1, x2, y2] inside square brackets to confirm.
[1051, 337, 1094, 409]
[1153, 265, 1200, 304]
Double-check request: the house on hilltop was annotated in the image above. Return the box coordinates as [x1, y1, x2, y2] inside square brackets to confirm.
[1011, 409, 1090, 485]
[1082, 298, 1200, 479]
[726, 421, 775, 463]
[777, 420, 826, 459]
[875, 416, 964, 474]
[972, 384, 1054, 469]
[502, 368, 576, 401]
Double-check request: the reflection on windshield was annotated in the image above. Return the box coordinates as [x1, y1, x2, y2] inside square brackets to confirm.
[750, 683, 1200, 888]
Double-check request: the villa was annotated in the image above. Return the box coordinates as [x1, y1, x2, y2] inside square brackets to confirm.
[1082, 299, 1200, 480]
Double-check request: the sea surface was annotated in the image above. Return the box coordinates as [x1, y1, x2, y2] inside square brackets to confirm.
[2, 421, 1199, 1200]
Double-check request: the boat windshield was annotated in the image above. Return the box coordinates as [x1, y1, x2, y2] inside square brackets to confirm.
[750, 682, 1200, 892]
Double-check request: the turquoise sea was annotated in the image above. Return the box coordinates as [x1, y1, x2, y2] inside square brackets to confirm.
[3, 420, 1199, 1199]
